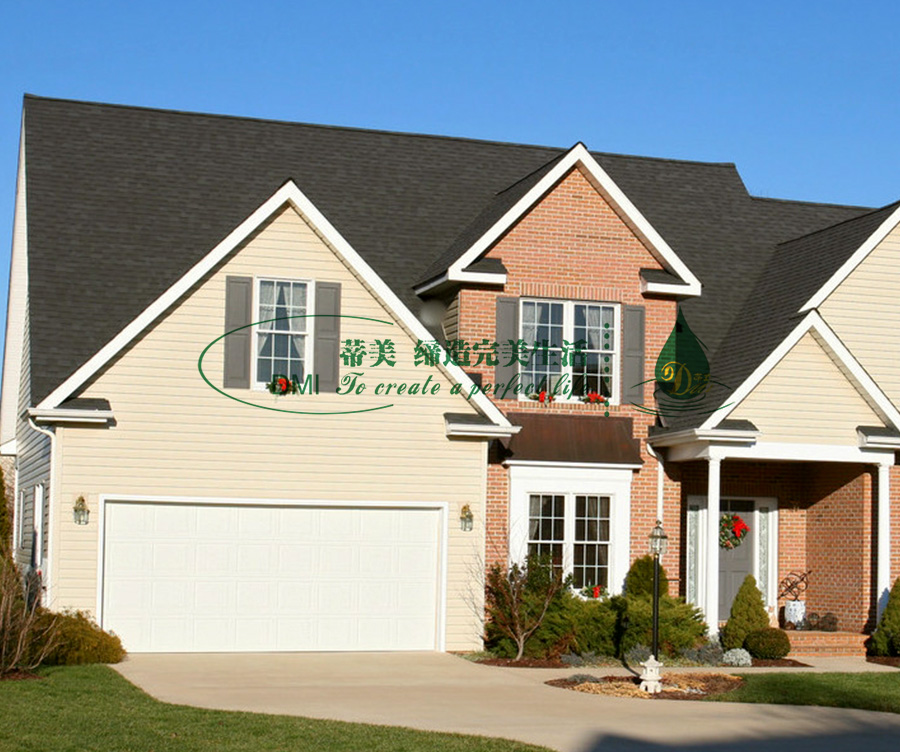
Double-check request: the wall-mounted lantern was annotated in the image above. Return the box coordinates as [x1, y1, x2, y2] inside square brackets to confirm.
[459, 504, 474, 532]
[73, 496, 90, 526]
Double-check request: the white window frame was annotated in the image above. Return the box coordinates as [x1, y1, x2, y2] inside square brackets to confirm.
[508, 463, 633, 595]
[252, 277, 315, 390]
[517, 299, 621, 404]
[34, 484, 44, 569]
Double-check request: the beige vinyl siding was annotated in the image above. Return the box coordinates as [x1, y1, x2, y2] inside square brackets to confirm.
[820, 223, 900, 406]
[55, 205, 487, 650]
[15, 298, 50, 570]
[730, 331, 884, 444]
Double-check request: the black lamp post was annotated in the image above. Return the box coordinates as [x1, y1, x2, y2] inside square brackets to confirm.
[648, 520, 669, 660]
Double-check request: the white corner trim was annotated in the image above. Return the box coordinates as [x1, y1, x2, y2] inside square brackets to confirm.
[34, 181, 511, 429]
[27, 407, 114, 425]
[801, 204, 900, 311]
[0, 439, 16, 456]
[0, 116, 28, 447]
[700, 311, 900, 431]
[420, 143, 700, 297]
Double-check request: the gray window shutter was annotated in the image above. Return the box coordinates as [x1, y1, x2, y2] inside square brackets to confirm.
[495, 297, 518, 388]
[622, 305, 646, 406]
[314, 282, 342, 392]
[223, 276, 252, 388]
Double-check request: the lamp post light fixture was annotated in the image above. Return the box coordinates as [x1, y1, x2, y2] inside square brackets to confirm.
[640, 520, 669, 694]
[73, 495, 90, 526]
[459, 504, 474, 532]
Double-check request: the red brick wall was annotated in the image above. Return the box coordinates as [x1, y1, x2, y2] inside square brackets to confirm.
[458, 166, 677, 589]
[805, 464, 874, 632]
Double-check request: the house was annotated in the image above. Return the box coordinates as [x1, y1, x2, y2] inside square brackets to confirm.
[2, 94, 898, 654]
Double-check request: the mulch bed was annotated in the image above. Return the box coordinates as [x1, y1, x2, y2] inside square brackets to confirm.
[476, 657, 566, 668]
[867, 656, 900, 668]
[0, 670, 41, 682]
[752, 658, 810, 667]
[547, 673, 743, 700]
[475, 656, 810, 668]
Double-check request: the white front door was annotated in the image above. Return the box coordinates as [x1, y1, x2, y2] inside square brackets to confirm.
[102, 501, 443, 652]
[686, 496, 777, 618]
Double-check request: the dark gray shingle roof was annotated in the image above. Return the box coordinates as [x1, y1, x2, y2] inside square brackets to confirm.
[22, 95, 876, 412]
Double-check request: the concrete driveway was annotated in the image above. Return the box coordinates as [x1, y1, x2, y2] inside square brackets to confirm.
[115, 652, 900, 752]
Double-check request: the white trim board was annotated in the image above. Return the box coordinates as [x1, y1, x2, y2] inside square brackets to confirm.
[701, 311, 900, 432]
[415, 143, 701, 297]
[35, 182, 511, 430]
[0, 117, 28, 448]
[801, 205, 900, 312]
[95, 494, 450, 651]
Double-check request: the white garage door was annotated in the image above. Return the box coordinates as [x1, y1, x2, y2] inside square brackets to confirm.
[102, 502, 442, 652]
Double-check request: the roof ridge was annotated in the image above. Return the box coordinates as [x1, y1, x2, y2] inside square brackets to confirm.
[751, 195, 872, 211]
[590, 149, 736, 169]
[23, 93, 568, 154]
[776, 197, 900, 247]
[25, 94, 745, 170]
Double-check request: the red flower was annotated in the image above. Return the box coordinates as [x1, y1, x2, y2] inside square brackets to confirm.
[538, 390, 547, 402]
[592, 586, 601, 598]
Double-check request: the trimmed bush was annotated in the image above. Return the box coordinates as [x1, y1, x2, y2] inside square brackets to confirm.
[34, 610, 125, 666]
[611, 594, 706, 658]
[744, 627, 791, 659]
[721, 648, 752, 667]
[623, 555, 669, 598]
[870, 577, 900, 657]
[720, 575, 769, 651]
[486, 590, 618, 660]
[568, 596, 617, 657]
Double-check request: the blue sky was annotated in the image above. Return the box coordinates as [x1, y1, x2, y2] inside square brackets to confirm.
[2, 1, 900, 394]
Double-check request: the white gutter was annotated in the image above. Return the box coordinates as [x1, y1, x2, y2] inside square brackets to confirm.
[445, 420, 520, 439]
[645, 442, 665, 522]
[27, 408, 114, 425]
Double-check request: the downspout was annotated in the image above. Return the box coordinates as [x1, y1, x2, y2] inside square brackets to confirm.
[27, 417, 56, 608]
[646, 441, 665, 522]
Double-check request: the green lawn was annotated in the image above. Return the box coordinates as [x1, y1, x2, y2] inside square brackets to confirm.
[710, 671, 900, 714]
[0, 665, 551, 752]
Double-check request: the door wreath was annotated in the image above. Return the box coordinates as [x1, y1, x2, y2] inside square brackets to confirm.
[720, 513, 749, 549]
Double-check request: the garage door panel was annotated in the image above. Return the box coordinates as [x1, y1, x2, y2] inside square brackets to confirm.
[103, 502, 441, 652]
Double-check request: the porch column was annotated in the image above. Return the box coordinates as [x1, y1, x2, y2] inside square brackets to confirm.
[705, 456, 721, 635]
[877, 462, 892, 618]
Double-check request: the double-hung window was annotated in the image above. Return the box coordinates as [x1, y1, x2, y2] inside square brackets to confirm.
[519, 299, 618, 400]
[255, 279, 312, 386]
[527, 493, 611, 589]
